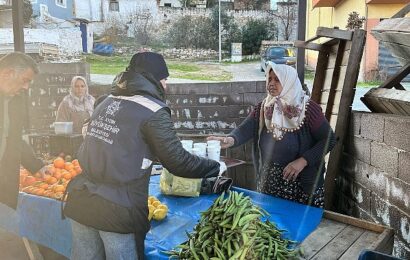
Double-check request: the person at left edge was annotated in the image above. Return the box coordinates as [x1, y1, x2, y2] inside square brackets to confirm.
[0, 52, 49, 209]
[63, 52, 226, 260]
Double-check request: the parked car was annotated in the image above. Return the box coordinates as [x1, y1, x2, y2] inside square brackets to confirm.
[260, 46, 296, 72]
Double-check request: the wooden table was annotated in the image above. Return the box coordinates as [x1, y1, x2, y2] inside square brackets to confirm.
[300, 211, 394, 259]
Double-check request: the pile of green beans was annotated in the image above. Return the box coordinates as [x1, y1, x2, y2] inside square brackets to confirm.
[167, 191, 300, 259]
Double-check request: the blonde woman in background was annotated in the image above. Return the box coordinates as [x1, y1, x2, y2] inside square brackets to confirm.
[56, 76, 95, 134]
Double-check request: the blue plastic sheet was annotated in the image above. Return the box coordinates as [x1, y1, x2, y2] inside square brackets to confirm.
[0, 176, 323, 258]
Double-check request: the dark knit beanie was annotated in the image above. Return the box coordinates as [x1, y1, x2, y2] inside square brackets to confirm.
[127, 52, 169, 81]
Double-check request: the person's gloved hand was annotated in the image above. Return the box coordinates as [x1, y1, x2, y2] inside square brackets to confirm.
[218, 161, 227, 176]
[200, 175, 233, 195]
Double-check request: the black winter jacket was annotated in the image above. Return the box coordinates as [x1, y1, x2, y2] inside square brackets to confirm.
[64, 72, 220, 255]
[0, 93, 44, 209]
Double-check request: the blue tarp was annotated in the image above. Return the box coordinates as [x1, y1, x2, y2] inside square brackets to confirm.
[0, 176, 323, 258]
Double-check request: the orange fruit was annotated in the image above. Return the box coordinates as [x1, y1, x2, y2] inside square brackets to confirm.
[39, 183, 49, 190]
[53, 170, 62, 180]
[72, 159, 79, 166]
[74, 165, 82, 174]
[53, 192, 64, 200]
[44, 191, 53, 197]
[62, 172, 72, 180]
[46, 176, 58, 185]
[64, 162, 74, 171]
[53, 185, 65, 193]
[22, 176, 36, 187]
[53, 157, 65, 169]
[19, 172, 28, 184]
[35, 188, 45, 196]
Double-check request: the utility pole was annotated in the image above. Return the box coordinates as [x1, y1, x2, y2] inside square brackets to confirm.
[218, 0, 221, 62]
[12, 0, 25, 52]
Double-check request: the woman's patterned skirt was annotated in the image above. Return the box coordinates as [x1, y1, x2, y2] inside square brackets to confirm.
[257, 163, 325, 208]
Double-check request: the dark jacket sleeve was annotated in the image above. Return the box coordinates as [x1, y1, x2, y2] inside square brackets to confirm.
[302, 101, 336, 166]
[229, 105, 260, 147]
[141, 108, 220, 179]
[21, 140, 44, 174]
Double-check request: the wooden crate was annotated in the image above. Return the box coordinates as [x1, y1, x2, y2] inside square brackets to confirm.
[300, 211, 394, 259]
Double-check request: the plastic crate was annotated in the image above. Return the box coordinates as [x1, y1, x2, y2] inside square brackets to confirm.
[27, 134, 50, 156]
[49, 134, 84, 158]
[358, 250, 403, 260]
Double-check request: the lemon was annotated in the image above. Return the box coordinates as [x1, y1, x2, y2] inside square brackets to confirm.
[148, 204, 155, 220]
[152, 201, 161, 207]
[157, 204, 168, 211]
[153, 208, 167, 221]
[148, 196, 157, 202]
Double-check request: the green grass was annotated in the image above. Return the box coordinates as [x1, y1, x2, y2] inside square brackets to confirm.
[85, 54, 232, 81]
[356, 81, 382, 87]
[85, 55, 130, 75]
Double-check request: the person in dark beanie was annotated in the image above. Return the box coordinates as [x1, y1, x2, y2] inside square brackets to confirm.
[64, 52, 226, 259]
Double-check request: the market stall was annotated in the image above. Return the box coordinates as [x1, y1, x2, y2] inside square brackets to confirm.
[0, 176, 323, 259]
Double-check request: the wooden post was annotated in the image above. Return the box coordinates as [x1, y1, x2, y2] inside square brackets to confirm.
[12, 0, 25, 52]
[324, 29, 366, 210]
[296, 0, 307, 85]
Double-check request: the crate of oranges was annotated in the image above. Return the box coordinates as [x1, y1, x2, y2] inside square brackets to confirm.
[19, 157, 82, 200]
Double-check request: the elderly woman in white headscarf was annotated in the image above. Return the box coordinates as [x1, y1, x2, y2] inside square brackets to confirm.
[56, 76, 95, 134]
[208, 64, 336, 208]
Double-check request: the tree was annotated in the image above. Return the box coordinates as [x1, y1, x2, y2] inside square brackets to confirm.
[269, 0, 297, 40]
[210, 7, 242, 53]
[206, 0, 217, 8]
[179, 0, 194, 7]
[346, 11, 366, 30]
[242, 19, 274, 55]
[166, 16, 216, 49]
[235, 0, 267, 10]
[23, 0, 33, 25]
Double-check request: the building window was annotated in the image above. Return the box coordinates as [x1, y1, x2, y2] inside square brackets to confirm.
[164, 3, 172, 7]
[55, 0, 67, 8]
[109, 0, 120, 12]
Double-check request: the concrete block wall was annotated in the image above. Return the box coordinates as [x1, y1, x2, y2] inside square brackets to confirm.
[336, 111, 410, 258]
[29, 77, 265, 189]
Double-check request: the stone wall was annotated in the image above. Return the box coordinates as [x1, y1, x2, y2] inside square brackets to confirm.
[0, 28, 83, 58]
[336, 111, 410, 259]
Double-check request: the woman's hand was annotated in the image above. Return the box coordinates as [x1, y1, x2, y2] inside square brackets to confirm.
[207, 136, 234, 149]
[283, 157, 308, 181]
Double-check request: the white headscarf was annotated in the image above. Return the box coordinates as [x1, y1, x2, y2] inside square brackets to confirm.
[260, 63, 310, 140]
[63, 76, 95, 116]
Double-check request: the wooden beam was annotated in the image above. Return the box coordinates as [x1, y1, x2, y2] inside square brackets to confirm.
[325, 40, 346, 121]
[370, 228, 395, 254]
[324, 29, 366, 210]
[294, 40, 331, 53]
[392, 3, 410, 18]
[22, 238, 44, 260]
[378, 63, 410, 89]
[296, 0, 307, 85]
[317, 27, 353, 41]
[12, 0, 25, 52]
[323, 211, 390, 233]
[312, 52, 330, 104]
